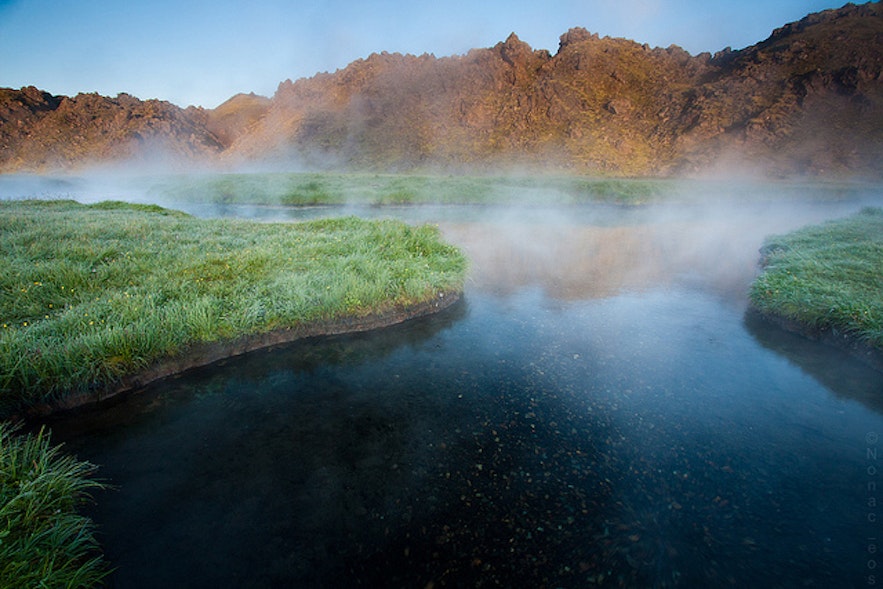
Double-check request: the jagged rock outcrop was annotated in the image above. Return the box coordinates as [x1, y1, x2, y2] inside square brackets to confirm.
[671, 1, 883, 175]
[1, 2, 881, 176]
[0, 89, 224, 171]
[222, 2, 883, 177]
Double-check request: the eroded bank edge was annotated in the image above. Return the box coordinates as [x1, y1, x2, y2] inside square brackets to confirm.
[23, 290, 462, 417]
[746, 305, 883, 373]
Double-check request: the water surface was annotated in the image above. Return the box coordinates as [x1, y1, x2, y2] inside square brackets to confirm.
[42, 198, 883, 588]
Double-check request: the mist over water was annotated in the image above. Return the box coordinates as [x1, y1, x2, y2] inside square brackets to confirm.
[0, 172, 158, 205]
[19, 174, 883, 587]
[6, 169, 876, 302]
[439, 201, 843, 302]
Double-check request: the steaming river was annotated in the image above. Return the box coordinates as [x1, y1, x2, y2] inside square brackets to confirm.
[41, 198, 883, 588]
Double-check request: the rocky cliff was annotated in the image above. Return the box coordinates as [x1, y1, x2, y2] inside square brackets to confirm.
[1, 2, 881, 177]
[0, 88, 223, 171]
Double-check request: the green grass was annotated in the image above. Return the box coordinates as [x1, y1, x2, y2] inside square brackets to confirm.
[139, 172, 877, 208]
[0, 200, 468, 416]
[145, 172, 674, 206]
[0, 421, 108, 588]
[750, 207, 883, 349]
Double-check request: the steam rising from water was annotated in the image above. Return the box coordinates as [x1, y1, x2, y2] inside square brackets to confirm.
[15, 169, 882, 587]
[2, 171, 880, 307]
[439, 197, 881, 304]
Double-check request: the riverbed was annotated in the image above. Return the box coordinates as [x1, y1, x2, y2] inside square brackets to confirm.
[41, 196, 883, 588]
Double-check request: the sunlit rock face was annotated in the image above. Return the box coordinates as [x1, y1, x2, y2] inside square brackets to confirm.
[2, 3, 882, 177]
[0, 88, 225, 172]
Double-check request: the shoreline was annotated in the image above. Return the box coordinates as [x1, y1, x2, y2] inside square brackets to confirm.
[746, 306, 883, 373]
[747, 207, 883, 374]
[2, 201, 469, 420]
[23, 290, 461, 418]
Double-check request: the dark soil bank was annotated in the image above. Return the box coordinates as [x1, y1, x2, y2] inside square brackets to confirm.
[26, 290, 460, 417]
[747, 306, 883, 372]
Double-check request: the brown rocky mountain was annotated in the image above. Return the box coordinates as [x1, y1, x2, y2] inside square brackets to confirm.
[204, 92, 272, 148]
[1, 2, 881, 177]
[0, 88, 224, 171]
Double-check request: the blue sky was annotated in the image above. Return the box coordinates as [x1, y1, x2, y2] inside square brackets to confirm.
[0, 0, 847, 108]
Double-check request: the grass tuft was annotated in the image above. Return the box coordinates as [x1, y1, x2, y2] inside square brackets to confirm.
[0, 421, 109, 588]
[750, 207, 883, 349]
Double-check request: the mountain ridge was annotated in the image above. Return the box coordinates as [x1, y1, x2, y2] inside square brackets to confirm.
[1, 2, 881, 177]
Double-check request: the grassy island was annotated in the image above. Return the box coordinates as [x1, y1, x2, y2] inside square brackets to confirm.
[0, 200, 468, 416]
[750, 207, 883, 358]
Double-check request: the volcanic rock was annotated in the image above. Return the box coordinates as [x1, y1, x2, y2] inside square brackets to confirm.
[1, 2, 881, 177]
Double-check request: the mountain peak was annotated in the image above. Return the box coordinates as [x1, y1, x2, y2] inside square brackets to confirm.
[558, 27, 596, 52]
[1, 3, 881, 177]
[495, 32, 536, 65]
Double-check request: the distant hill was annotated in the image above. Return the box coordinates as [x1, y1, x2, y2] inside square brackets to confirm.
[1, 2, 881, 177]
[204, 92, 272, 148]
[0, 87, 223, 171]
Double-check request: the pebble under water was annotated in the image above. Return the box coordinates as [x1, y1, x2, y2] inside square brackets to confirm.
[41, 201, 883, 588]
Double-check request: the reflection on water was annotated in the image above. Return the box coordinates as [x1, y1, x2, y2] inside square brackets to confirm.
[745, 311, 883, 414]
[38, 197, 883, 588]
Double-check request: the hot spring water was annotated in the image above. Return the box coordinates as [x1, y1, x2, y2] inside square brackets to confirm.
[42, 200, 883, 587]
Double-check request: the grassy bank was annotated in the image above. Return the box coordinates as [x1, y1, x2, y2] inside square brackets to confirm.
[146, 172, 672, 206]
[749, 207, 883, 351]
[0, 422, 108, 588]
[0, 200, 468, 416]
[140, 172, 873, 207]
